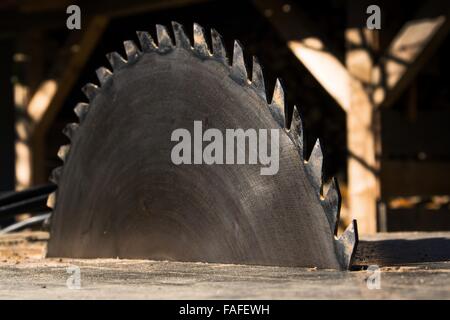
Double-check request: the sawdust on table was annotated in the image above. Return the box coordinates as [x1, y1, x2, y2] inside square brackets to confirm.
[0, 231, 48, 263]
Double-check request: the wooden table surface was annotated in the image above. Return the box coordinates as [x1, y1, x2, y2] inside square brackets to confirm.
[0, 231, 449, 299]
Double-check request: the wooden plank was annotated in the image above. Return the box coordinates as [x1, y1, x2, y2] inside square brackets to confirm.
[1, 231, 450, 299]
[0, 231, 48, 260]
[354, 231, 450, 266]
[381, 160, 450, 197]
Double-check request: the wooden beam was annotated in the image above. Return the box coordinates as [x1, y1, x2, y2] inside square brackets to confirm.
[20, 0, 211, 184]
[256, 0, 450, 112]
[353, 231, 450, 266]
[345, 1, 381, 234]
[287, 40, 351, 112]
[374, 1, 450, 107]
[35, 15, 108, 133]
[253, 0, 352, 111]
[255, 0, 449, 234]
[12, 31, 49, 190]
[27, 15, 108, 184]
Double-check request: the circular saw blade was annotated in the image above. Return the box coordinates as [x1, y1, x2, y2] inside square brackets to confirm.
[47, 22, 357, 270]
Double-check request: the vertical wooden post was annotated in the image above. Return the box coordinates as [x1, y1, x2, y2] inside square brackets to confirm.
[0, 38, 15, 192]
[25, 31, 46, 186]
[345, 2, 381, 234]
[28, 16, 109, 185]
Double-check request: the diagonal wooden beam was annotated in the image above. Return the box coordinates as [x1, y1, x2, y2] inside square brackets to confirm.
[27, 15, 108, 184]
[374, 1, 450, 108]
[287, 39, 352, 112]
[25, 0, 212, 135]
[253, 0, 353, 112]
[252, 1, 450, 235]
[30, 15, 109, 138]
[255, 0, 450, 112]
[22, 0, 212, 185]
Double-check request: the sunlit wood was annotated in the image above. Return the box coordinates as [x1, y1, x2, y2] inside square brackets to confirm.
[28, 16, 108, 184]
[288, 39, 351, 112]
[345, 24, 380, 234]
[15, 142, 32, 190]
[375, 16, 448, 107]
[26, 79, 57, 122]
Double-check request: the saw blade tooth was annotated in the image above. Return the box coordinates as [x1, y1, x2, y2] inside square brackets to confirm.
[136, 31, 157, 52]
[106, 52, 127, 71]
[251, 56, 266, 101]
[156, 24, 174, 52]
[123, 40, 141, 62]
[289, 105, 304, 159]
[321, 177, 340, 235]
[96, 67, 113, 86]
[63, 123, 79, 140]
[57, 144, 70, 162]
[336, 220, 358, 270]
[269, 78, 286, 127]
[231, 40, 248, 83]
[211, 28, 228, 63]
[81, 83, 99, 101]
[305, 138, 323, 192]
[193, 23, 210, 56]
[49, 166, 62, 184]
[74, 102, 89, 123]
[46, 192, 56, 209]
[171, 21, 191, 49]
